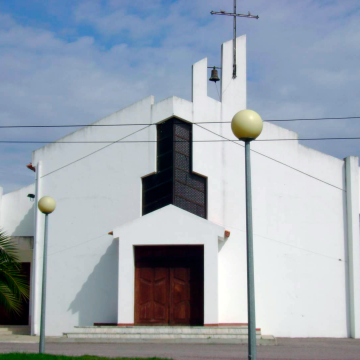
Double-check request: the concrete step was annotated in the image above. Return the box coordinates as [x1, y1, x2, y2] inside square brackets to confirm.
[0, 326, 30, 335]
[64, 326, 276, 345]
[71, 326, 261, 335]
[65, 332, 262, 340]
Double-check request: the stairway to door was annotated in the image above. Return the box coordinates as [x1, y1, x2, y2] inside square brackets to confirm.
[134, 245, 204, 326]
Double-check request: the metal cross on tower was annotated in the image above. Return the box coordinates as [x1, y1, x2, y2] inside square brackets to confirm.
[211, 0, 259, 79]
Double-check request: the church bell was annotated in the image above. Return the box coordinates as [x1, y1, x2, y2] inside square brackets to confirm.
[209, 67, 220, 83]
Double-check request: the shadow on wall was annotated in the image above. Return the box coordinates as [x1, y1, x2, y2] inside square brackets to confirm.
[68, 239, 118, 326]
[11, 205, 35, 236]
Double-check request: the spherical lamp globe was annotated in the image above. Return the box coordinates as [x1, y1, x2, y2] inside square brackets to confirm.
[38, 196, 56, 214]
[231, 109, 263, 141]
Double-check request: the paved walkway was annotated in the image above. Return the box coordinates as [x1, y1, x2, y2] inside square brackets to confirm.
[1, 338, 360, 359]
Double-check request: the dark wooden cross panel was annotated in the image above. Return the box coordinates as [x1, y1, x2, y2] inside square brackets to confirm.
[135, 246, 204, 326]
[142, 118, 207, 219]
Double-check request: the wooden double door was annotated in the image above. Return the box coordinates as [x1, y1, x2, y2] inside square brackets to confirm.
[135, 246, 204, 326]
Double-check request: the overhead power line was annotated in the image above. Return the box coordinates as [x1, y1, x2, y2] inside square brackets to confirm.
[0, 116, 359, 129]
[1, 137, 360, 144]
[40, 125, 152, 178]
[258, 137, 360, 141]
[193, 123, 345, 192]
[4, 122, 345, 191]
[266, 116, 360, 121]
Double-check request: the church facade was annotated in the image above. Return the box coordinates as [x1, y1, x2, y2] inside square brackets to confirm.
[0, 36, 359, 338]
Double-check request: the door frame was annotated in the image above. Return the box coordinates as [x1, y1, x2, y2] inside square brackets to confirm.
[116, 206, 222, 326]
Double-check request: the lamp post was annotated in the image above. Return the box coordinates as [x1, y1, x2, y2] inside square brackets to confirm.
[231, 110, 263, 360]
[37, 196, 56, 354]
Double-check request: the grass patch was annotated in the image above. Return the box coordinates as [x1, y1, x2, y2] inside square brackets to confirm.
[0, 355, 172, 360]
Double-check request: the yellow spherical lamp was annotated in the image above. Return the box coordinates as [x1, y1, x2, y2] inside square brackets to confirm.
[38, 196, 56, 214]
[231, 109, 263, 141]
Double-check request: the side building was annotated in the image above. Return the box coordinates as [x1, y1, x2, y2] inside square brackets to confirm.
[0, 183, 35, 326]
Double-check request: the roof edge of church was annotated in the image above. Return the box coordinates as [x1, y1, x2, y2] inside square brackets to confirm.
[31, 95, 156, 156]
[112, 204, 225, 236]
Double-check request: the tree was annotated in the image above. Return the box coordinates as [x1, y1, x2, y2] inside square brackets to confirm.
[0, 229, 29, 315]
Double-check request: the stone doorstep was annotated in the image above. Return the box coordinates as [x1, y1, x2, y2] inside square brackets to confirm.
[0, 330, 30, 333]
[64, 333, 261, 339]
[81, 325, 261, 329]
[75, 325, 257, 328]
[63, 334, 277, 345]
[65, 333, 262, 339]
[0, 326, 30, 335]
[0, 326, 30, 329]
[70, 327, 261, 335]
[261, 335, 278, 346]
[0, 335, 39, 344]
[63, 325, 276, 345]
[74, 325, 260, 330]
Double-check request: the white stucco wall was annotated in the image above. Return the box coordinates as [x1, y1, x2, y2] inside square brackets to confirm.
[192, 122, 347, 337]
[0, 183, 35, 236]
[27, 35, 358, 338]
[31, 96, 158, 336]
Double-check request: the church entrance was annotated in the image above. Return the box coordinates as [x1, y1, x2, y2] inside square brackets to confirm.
[135, 245, 204, 326]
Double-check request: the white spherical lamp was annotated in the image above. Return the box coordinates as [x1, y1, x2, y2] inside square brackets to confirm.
[231, 109, 263, 141]
[38, 196, 56, 214]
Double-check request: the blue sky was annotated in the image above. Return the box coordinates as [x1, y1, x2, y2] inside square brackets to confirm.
[0, 0, 360, 193]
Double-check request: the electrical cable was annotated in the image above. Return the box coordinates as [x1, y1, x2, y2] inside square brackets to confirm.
[2, 123, 346, 191]
[266, 116, 360, 122]
[194, 123, 345, 191]
[258, 137, 360, 141]
[0, 116, 359, 128]
[48, 233, 107, 256]
[1, 137, 360, 144]
[40, 125, 152, 178]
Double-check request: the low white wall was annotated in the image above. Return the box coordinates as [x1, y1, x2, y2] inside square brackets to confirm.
[0, 184, 35, 236]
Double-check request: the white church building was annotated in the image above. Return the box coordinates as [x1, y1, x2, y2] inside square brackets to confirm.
[0, 36, 359, 340]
